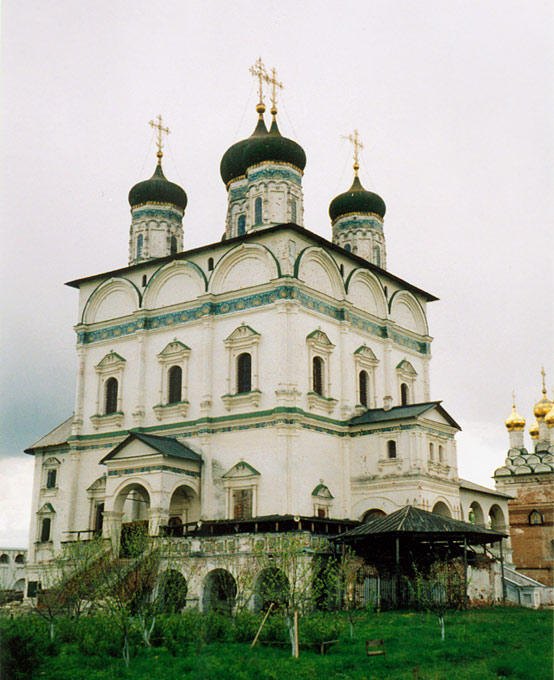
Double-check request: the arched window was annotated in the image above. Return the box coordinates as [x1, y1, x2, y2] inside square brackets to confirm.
[14, 554, 25, 565]
[170, 236, 177, 255]
[344, 243, 351, 252]
[104, 377, 118, 415]
[137, 233, 143, 259]
[237, 214, 246, 236]
[0, 554, 8, 564]
[40, 517, 51, 543]
[529, 510, 544, 525]
[373, 245, 381, 267]
[359, 370, 369, 407]
[429, 443, 434, 460]
[208, 257, 214, 271]
[387, 440, 397, 459]
[254, 197, 263, 224]
[312, 356, 324, 396]
[167, 365, 182, 404]
[291, 199, 297, 223]
[400, 382, 409, 405]
[236, 353, 252, 394]
[438, 445, 444, 462]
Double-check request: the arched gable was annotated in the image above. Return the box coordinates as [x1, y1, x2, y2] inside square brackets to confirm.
[389, 291, 428, 335]
[295, 247, 344, 300]
[82, 278, 140, 324]
[209, 244, 280, 295]
[345, 268, 387, 318]
[144, 261, 206, 310]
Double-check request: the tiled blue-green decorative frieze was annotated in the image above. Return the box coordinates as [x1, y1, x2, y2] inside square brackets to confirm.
[78, 284, 428, 355]
[248, 167, 301, 185]
[335, 218, 383, 232]
[107, 465, 200, 478]
[133, 208, 182, 220]
[229, 186, 248, 201]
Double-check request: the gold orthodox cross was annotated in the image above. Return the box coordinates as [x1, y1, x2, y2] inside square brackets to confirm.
[343, 129, 364, 175]
[249, 57, 267, 113]
[264, 66, 283, 117]
[541, 366, 547, 395]
[149, 114, 170, 160]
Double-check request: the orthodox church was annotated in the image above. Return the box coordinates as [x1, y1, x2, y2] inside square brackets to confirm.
[494, 375, 554, 588]
[24, 63, 510, 597]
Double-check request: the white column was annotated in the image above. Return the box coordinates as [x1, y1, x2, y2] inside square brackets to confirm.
[72, 347, 86, 434]
[200, 317, 215, 413]
[133, 330, 146, 424]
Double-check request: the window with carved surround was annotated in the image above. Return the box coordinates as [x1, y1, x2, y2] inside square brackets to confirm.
[91, 351, 126, 429]
[306, 329, 337, 413]
[312, 483, 333, 518]
[353, 345, 379, 409]
[222, 461, 260, 520]
[36, 503, 55, 544]
[396, 359, 418, 406]
[42, 457, 60, 492]
[222, 324, 261, 410]
[153, 340, 191, 421]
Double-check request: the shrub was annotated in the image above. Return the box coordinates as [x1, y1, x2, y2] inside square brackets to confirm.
[232, 609, 262, 643]
[0, 616, 57, 680]
[259, 614, 289, 643]
[300, 613, 342, 645]
[75, 616, 126, 658]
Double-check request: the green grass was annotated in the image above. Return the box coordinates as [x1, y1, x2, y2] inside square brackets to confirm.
[9, 607, 554, 680]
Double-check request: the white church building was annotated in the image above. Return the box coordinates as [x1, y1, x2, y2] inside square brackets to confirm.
[24, 67, 510, 599]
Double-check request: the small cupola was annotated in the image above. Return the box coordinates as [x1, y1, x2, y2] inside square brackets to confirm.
[128, 116, 187, 265]
[329, 130, 387, 267]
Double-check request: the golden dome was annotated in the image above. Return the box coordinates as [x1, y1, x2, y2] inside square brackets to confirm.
[545, 404, 554, 428]
[534, 368, 552, 419]
[529, 420, 539, 439]
[505, 399, 525, 431]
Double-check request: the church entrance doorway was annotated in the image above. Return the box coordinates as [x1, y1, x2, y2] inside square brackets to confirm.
[114, 483, 151, 556]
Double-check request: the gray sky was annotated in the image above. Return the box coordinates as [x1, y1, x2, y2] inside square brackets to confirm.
[1, 0, 552, 548]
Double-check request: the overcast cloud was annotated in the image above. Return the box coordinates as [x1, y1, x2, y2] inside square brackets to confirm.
[1, 0, 552, 548]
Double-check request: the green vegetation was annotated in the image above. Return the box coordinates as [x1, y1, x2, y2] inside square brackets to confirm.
[0, 607, 551, 680]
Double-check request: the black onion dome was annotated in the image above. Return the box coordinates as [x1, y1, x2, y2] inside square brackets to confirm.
[243, 118, 306, 173]
[220, 117, 268, 185]
[329, 175, 386, 222]
[129, 163, 187, 210]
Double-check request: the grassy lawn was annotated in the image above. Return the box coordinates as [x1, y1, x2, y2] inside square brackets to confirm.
[34, 607, 552, 680]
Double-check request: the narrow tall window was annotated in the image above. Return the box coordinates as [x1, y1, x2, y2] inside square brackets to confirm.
[233, 489, 253, 520]
[208, 257, 214, 271]
[400, 383, 409, 405]
[387, 440, 397, 459]
[429, 443, 434, 460]
[438, 445, 444, 462]
[46, 469, 57, 489]
[291, 199, 297, 223]
[237, 214, 246, 236]
[167, 365, 182, 404]
[344, 243, 351, 252]
[170, 235, 177, 255]
[105, 377, 118, 415]
[359, 370, 369, 407]
[137, 233, 143, 259]
[254, 197, 262, 224]
[40, 517, 51, 542]
[237, 353, 252, 393]
[313, 356, 324, 396]
[374, 245, 381, 267]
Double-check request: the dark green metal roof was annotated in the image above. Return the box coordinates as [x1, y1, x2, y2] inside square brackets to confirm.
[100, 432, 201, 464]
[336, 505, 506, 542]
[349, 401, 461, 430]
[129, 162, 187, 210]
[329, 175, 386, 222]
[220, 115, 306, 186]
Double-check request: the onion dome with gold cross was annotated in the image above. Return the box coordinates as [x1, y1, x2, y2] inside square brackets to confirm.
[533, 368, 552, 419]
[505, 397, 525, 432]
[329, 130, 386, 223]
[220, 59, 306, 186]
[129, 115, 187, 210]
